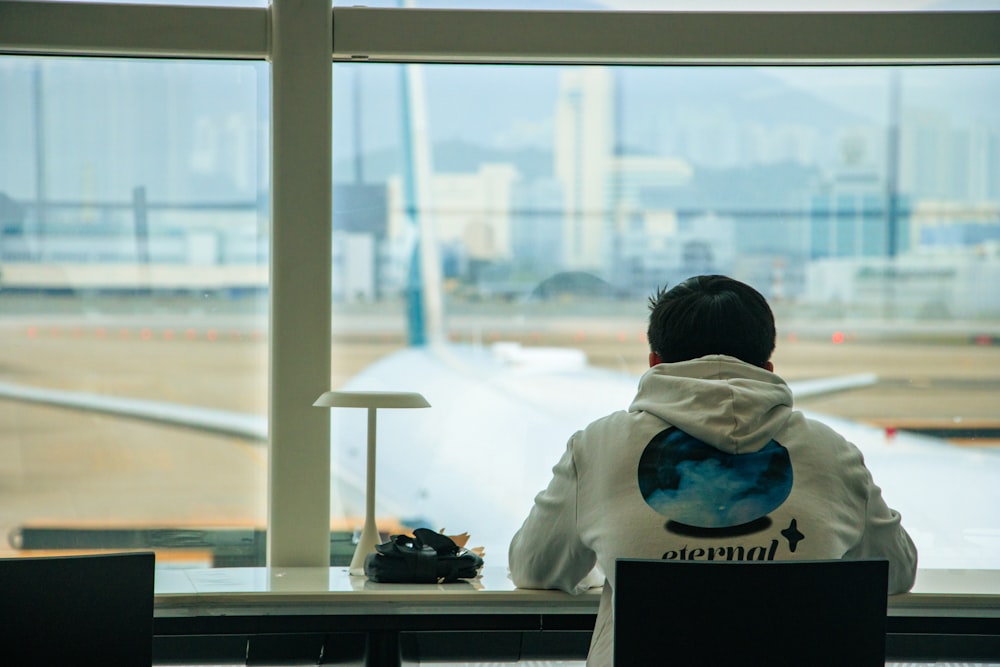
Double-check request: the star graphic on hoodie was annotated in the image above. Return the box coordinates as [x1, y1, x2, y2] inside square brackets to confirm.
[781, 519, 805, 552]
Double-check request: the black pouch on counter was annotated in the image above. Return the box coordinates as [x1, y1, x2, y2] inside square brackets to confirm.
[363, 528, 483, 583]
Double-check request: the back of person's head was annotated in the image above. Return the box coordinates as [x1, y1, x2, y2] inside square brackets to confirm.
[647, 275, 775, 368]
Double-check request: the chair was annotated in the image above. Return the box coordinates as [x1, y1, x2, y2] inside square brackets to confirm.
[0, 551, 155, 666]
[614, 558, 888, 667]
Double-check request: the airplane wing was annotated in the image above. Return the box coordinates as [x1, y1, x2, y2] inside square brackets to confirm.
[0, 379, 266, 441]
[0, 363, 877, 438]
[787, 373, 877, 399]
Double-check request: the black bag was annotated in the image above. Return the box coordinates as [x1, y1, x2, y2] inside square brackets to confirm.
[363, 528, 484, 583]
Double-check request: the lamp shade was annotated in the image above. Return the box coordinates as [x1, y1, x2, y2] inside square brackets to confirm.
[313, 390, 430, 409]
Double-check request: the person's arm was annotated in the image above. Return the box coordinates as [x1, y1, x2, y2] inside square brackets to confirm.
[508, 435, 597, 595]
[847, 468, 919, 594]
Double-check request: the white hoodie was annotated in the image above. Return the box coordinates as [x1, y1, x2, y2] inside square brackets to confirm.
[508, 355, 917, 667]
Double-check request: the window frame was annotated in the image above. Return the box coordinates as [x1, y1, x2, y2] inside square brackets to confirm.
[1, 1, 999, 572]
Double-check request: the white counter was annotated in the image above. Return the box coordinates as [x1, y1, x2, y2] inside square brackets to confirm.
[153, 566, 1000, 618]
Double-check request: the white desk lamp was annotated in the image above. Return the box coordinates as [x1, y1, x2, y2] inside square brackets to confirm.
[313, 390, 431, 576]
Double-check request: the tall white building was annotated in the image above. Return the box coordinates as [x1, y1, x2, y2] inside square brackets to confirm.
[899, 110, 1000, 203]
[554, 67, 614, 272]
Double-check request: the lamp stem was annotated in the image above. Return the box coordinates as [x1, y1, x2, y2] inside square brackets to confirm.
[365, 406, 377, 524]
[349, 406, 381, 576]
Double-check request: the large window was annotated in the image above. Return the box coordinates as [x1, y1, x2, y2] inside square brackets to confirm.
[0, 56, 269, 566]
[329, 62, 1000, 569]
[1, 3, 998, 578]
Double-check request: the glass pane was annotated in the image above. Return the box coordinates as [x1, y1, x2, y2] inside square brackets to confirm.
[330, 62, 1000, 570]
[0, 56, 269, 568]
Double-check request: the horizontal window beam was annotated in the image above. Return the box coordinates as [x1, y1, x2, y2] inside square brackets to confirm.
[333, 8, 1000, 65]
[3, 4, 997, 64]
[0, 2, 267, 59]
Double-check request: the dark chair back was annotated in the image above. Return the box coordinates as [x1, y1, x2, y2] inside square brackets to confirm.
[614, 558, 888, 667]
[0, 551, 155, 666]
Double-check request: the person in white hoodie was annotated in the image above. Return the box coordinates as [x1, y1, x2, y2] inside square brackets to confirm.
[508, 274, 917, 667]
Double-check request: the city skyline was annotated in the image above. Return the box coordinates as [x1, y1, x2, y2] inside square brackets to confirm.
[1, 59, 998, 314]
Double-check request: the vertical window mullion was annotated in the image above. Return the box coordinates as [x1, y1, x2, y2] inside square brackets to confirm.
[268, 0, 333, 567]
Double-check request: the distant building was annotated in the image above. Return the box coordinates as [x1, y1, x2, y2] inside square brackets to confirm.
[554, 67, 614, 272]
[804, 249, 1000, 319]
[901, 111, 1000, 203]
[332, 184, 388, 302]
[510, 177, 564, 272]
[387, 164, 517, 260]
[808, 166, 911, 259]
[911, 200, 1000, 249]
[332, 230, 376, 303]
[613, 209, 736, 295]
[385, 163, 519, 290]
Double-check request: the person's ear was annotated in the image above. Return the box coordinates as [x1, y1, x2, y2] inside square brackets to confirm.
[649, 351, 662, 368]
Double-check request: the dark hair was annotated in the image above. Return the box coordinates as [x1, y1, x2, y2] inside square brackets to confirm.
[647, 275, 775, 368]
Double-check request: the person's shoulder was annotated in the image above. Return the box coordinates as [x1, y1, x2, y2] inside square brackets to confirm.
[573, 409, 665, 454]
[779, 408, 830, 434]
[783, 410, 868, 461]
[574, 409, 627, 439]
[585, 408, 651, 432]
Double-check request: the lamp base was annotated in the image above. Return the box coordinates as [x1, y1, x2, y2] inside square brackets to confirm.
[349, 521, 380, 577]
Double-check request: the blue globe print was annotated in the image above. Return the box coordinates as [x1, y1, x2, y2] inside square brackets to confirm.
[638, 428, 793, 528]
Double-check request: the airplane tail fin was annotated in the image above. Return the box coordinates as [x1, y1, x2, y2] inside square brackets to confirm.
[400, 62, 444, 348]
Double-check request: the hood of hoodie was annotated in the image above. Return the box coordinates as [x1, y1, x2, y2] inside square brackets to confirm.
[628, 354, 793, 455]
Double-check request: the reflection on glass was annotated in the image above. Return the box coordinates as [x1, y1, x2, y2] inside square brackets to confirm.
[0, 57, 269, 567]
[330, 63, 1000, 570]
